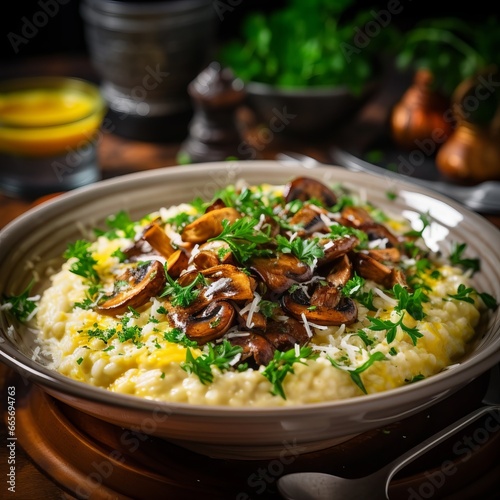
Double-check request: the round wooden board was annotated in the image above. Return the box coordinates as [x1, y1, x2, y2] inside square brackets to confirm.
[6, 370, 500, 500]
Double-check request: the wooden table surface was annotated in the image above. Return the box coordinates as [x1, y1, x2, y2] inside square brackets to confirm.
[1, 54, 500, 499]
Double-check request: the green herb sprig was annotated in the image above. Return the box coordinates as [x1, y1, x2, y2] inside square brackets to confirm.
[275, 235, 324, 266]
[164, 328, 199, 348]
[1, 280, 38, 322]
[368, 313, 423, 346]
[161, 271, 206, 308]
[446, 283, 497, 310]
[262, 346, 316, 399]
[64, 240, 99, 284]
[449, 242, 480, 275]
[94, 210, 136, 240]
[342, 274, 376, 311]
[328, 351, 386, 394]
[209, 217, 273, 263]
[182, 340, 243, 385]
[392, 284, 428, 321]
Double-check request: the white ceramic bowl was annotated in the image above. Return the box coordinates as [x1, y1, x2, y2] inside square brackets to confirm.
[1, 161, 499, 459]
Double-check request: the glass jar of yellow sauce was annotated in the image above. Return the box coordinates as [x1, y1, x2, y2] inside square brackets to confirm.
[0, 77, 106, 198]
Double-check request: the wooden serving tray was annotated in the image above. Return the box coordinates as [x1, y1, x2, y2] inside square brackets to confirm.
[6, 369, 500, 500]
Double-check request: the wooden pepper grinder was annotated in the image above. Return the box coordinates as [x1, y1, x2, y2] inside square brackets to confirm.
[178, 61, 249, 163]
[436, 67, 500, 183]
[390, 68, 454, 151]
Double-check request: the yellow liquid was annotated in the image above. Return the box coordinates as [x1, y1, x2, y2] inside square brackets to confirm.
[0, 86, 105, 157]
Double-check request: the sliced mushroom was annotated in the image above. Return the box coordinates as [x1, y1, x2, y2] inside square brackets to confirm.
[282, 289, 358, 326]
[175, 264, 255, 314]
[368, 247, 401, 263]
[264, 317, 310, 351]
[284, 176, 337, 207]
[351, 252, 392, 287]
[339, 207, 400, 248]
[142, 222, 176, 258]
[96, 260, 166, 316]
[317, 234, 359, 267]
[288, 205, 328, 236]
[122, 238, 155, 262]
[179, 301, 235, 344]
[191, 240, 235, 270]
[389, 268, 408, 288]
[229, 332, 275, 366]
[249, 253, 312, 295]
[359, 222, 401, 249]
[238, 309, 267, 331]
[181, 207, 241, 243]
[310, 283, 341, 309]
[351, 252, 405, 289]
[326, 254, 353, 288]
[205, 198, 227, 212]
[165, 249, 189, 279]
[339, 206, 373, 226]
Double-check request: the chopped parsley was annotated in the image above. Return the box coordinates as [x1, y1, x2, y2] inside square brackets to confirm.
[446, 284, 497, 310]
[64, 240, 99, 284]
[328, 224, 368, 247]
[208, 217, 273, 263]
[342, 274, 376, 311]
[1, 280, 38, 322]
[328, 351, 386, 394]
[449, 242, 480, 274]
[262, 346, 316, 399]
[275, 234, 324, 266]
[367, 313, 423, 345]
[161, 272, 205, 307]
[181, 340, 243, 385]
[392, 284, 428, 321]
[94, 210, 136, 240]
[164, 328, 198, 347]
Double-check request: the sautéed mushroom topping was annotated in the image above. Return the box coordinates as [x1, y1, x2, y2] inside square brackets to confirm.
[4, 176, 496, 405]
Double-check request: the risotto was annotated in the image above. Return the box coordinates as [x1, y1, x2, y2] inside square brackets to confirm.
[9, 176, 496, 407]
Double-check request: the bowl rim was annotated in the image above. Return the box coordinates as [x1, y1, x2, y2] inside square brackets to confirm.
[1, 160, 500, 417]
[244, 80, 371, 97]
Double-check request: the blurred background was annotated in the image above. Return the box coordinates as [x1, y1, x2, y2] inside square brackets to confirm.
[1, 0, 499, 190]
[1, 0, 493, 61]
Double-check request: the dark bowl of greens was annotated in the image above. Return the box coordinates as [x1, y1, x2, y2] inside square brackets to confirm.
[243, 79, 379, 136]
[218, 0, 397, 135]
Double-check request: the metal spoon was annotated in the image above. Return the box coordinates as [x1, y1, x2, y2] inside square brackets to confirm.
[278, 365, 500, 500]
[276, 151, 500, 214]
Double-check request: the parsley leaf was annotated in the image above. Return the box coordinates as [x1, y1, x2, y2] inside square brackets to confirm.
[368, 313, 423, 345]
[94, 210, 136, 240]
[182, 340, 243, 385]
[259, 300, 279, 318]
[342, 274, 376, 311]
[275, 235, 324, 266]
[161, 271, 205, 307]
[449, 242, 480, 274]
[209, 217, 272, 263]
[446, 284, 497, 310]
[262, 346, 316, 399]
[164, 328, 199, 347]
[1, 279, 38, 322]
[392, 284, 428, 320]
[446, 283, 475, 304]
[64, 240, 99, 284]
[328, 351, 386, 394]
